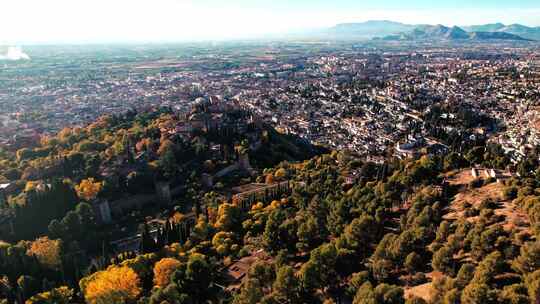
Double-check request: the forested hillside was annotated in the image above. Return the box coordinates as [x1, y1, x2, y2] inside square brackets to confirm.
[0, 107, 539, 303]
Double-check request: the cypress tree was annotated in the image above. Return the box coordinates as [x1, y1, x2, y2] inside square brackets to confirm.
[156, 227, 164, 249]
[140, 223, 156, 253]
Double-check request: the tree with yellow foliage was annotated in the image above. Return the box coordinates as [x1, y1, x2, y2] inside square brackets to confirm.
[269, 200, 281, 209]
[80, 266, 141, 304]
[214, 203, 242, 232]
[265, 174, 274, 184]
[57, 127, 73, 143]
[191, 216, 213, 242]
[75, 178, 103, 201]
[25, 286, 73, 304]
[171, 212, 185, 224]
[251, 202, 264, 211]
[24, 181, 41, 193]
[212, 231, 234, 256]
[274, 168, 288, 180]
[153, 258, 182, 287]
[27, 237, 62, 270]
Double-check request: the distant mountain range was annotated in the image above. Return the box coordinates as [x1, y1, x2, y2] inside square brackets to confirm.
[329, 20, 416, 38]
[377, 24, 529, 42]
[327, 20, 539, 41]
[463, 23, 540, 40]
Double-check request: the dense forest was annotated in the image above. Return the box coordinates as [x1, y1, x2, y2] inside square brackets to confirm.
[0, 107, 539, 303]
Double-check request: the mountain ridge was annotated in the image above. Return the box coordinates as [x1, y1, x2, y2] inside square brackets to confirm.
[329, 20, 539, 41]
[381, 24, 530, 41]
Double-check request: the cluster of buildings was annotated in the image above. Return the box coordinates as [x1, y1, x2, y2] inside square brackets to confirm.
[1, 43, 539, 162]
[231, 45, 540, 161]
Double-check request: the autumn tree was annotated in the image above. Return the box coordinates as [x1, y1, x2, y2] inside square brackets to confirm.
[214, 203, 242, 232]
[274, 168, 288, 181]
[25, 286, 74, 304]
[80, 266, 141, 304]
[75, 178, 103, 201]
[153, 258, 182, 288]
[191, 216, 213, 243]
[26, 237, 62, 270]
[212, 231, 235, 256]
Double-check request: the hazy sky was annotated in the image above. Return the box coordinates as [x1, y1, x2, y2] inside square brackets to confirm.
[1, 0, 539, 44]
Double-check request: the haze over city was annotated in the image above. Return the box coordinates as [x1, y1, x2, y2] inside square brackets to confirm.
[1, 0, 540, 43]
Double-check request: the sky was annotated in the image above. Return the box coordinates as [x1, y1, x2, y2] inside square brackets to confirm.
[0, 0, 539, 44]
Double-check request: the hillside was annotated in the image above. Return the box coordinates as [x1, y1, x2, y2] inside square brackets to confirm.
[0, 102, 322, 240]
[462, 23, 506, 32]
[469, 31, 530, 41]
[1, 107, 539, 303]
[408, 25, 470, 40]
